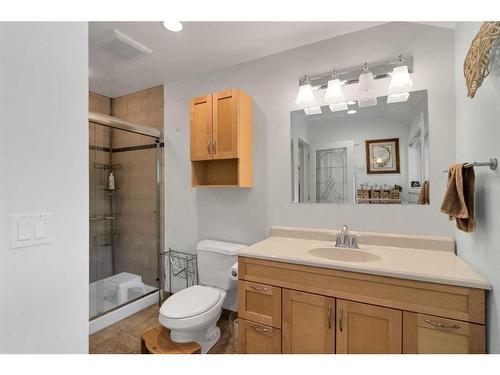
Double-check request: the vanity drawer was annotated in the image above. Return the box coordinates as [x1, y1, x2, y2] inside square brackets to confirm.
[403, 312, 485, 354]
[237, 318, 281, 354]
[238, 280, 281, 328]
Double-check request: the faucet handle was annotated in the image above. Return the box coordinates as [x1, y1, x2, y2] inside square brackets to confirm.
[350, 236, 359, 249]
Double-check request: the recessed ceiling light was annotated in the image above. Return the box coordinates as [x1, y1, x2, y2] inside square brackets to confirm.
[347, 109, 357, 115]
[162, 21, 183, 32]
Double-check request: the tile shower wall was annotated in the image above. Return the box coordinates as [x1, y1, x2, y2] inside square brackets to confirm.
[111, 86, 164, 287]
[89, 92, 113, 282]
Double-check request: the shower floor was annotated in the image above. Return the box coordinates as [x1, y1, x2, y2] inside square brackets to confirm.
[90, 273, 157, 320]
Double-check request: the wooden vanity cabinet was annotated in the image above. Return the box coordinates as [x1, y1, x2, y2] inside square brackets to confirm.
[190, 89, 252, 187]
[237, 256, 487, 354]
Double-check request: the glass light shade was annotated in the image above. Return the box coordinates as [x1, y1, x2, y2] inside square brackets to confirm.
[358, 97, 378, 108]
[389, 65, 412, 95]
[324, 79, 345, 104]
[304, 106, 322, 115]
[387, 92, 410, 103]
[295, 84, 316, 108]
[358, 71, 375, 97]
[329, 103, 348, 112]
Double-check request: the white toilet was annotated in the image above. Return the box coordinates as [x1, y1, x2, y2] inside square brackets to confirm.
[159, 240, 247, 353]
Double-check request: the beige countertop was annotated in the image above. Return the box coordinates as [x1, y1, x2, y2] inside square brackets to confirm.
[239, 236, 490, 290]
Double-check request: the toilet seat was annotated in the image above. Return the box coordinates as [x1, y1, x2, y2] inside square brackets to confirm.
[161, 285, 221, 319]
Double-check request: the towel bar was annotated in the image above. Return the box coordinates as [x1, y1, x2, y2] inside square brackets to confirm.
[442, 158, 498, 173]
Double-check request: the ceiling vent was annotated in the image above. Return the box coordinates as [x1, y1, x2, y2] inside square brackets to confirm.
[90, 29, 153, 62]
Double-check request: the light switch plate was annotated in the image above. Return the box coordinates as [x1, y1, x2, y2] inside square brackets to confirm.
[10, 213, 51, 248]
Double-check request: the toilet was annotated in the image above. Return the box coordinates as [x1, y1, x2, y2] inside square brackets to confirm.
[159, 240, 247, 353]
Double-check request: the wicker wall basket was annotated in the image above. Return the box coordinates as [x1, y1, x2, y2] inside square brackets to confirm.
[464, 22, 500, 98]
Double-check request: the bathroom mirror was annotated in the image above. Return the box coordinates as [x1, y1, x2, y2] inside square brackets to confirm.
[290, 90, 429, 205]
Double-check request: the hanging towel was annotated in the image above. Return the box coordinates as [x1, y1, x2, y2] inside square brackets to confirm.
[417, 181, 430, 205]
[440, 163, 475, 233]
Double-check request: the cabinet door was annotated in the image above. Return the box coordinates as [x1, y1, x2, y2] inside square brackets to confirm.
[190, 94, 213, 161]
[403, 312, 485, 353]
[282, 289, 335, 354]
[336, 300, 402, 354]
[212, 89, 238, 159]
[238, 318, 281, 354]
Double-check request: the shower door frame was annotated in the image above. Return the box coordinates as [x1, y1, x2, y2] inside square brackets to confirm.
[88, 112, 163, 320]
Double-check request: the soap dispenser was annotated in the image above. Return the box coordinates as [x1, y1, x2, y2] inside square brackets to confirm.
[109, 172, 115, 190]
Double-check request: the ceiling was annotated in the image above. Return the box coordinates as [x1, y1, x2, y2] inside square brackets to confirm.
[89, 22, 456, 98]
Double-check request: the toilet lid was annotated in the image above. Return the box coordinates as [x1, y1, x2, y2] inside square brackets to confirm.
[160, 285, 221, 319]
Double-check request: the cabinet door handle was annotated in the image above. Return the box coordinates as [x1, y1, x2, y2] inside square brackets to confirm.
[249, 284, 269, 292]
[250, 323, 269, 333]
[339, 308, 344, 332]
[212, 140, 217, 154]
[328, 305, 332, 329]
[425, 319, 460, 330]
[207, 141, 212, 154]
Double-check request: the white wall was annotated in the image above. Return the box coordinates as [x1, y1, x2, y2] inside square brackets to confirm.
[165, 22, 456, 254]
[0, 23, 89, 353]
[454, 22, 500, 353]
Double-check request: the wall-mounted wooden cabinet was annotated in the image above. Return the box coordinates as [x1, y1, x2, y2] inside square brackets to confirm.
[190, 89, 252, 187]
[237, 257, 486, 354]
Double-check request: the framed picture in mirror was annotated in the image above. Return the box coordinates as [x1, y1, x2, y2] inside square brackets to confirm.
[365, 138, 400, 174]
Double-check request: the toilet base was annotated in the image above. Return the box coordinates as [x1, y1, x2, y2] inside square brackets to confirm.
[170, 323, 221, 354]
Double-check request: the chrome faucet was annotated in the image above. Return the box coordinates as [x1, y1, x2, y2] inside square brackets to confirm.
[335, 225, 359, 249]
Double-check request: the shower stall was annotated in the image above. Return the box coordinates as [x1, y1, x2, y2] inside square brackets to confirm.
[88, 112, 163, 332]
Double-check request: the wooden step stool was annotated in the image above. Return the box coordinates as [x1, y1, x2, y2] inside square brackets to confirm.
[141, 326, 201, 354]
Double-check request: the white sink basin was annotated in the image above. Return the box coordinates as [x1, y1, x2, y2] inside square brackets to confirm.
[308, 247, 381, 262]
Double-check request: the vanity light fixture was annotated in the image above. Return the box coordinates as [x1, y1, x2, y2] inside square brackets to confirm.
[295, 55, 414, 109]
[295, 76, 318, 110]
[347, 109, 357, 115]
[162, 20, 183, 32]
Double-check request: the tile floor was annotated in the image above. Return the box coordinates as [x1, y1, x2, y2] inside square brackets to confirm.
[89, 304, 236, 354]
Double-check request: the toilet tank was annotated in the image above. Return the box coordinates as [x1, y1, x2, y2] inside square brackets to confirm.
[196, 240, 247, 290]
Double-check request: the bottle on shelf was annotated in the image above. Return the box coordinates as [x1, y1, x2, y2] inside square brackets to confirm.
[109, 172, 115, 190]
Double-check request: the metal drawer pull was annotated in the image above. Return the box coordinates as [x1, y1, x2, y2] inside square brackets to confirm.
[207, 141, 212, 154]
[339, 308, 344, 332]
[250, 323, 269, 333]
[212, 140, 217, 154]
[328, 305, 332, 329]
[249, 285, 269, 292]
[425, 319, 460, 329]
